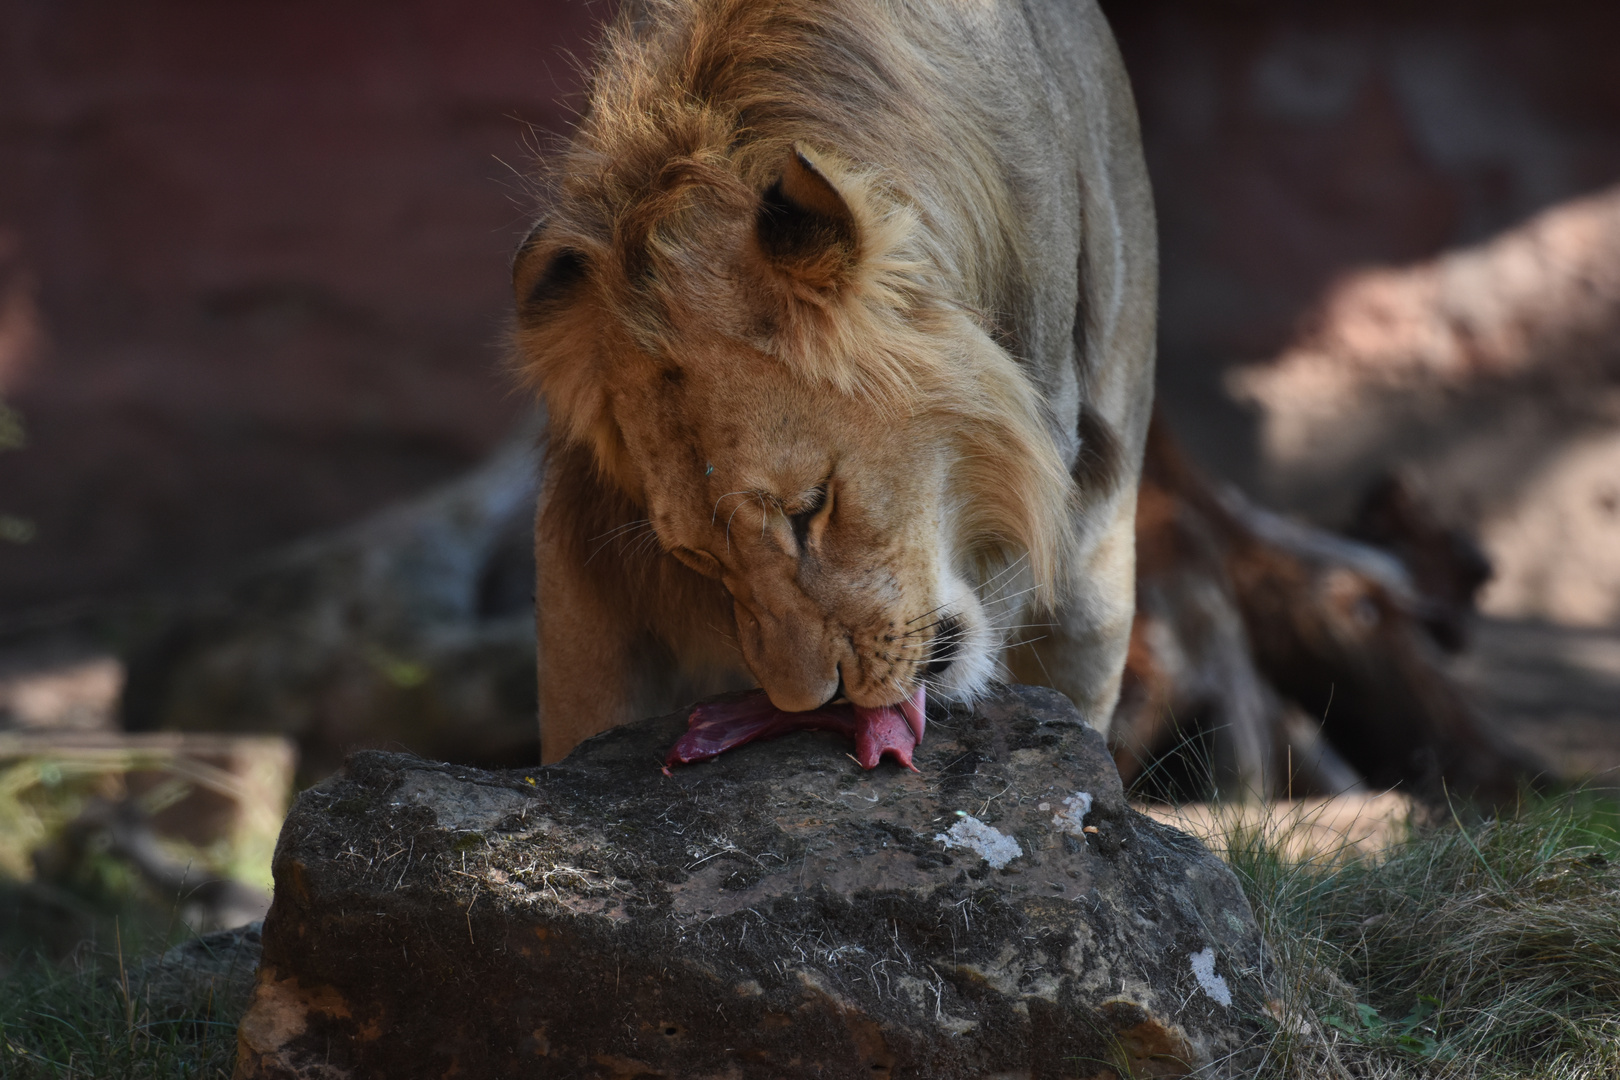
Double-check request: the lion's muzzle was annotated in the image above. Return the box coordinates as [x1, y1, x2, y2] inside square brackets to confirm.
[731, 596, 844, 713]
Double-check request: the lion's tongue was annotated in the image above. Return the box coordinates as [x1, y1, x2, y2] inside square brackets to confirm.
[663, 692, 851, 766]
[664, 686, 925, 772]
[898, 685, 927, 743]
[851, 686, 927, 769]
[850, 698, 921, 771]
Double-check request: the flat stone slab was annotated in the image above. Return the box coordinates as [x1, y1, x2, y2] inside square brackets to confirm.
[236, 686, 1268, 1079]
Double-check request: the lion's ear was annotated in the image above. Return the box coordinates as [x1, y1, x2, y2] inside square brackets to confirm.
[756, 145, 860, 289]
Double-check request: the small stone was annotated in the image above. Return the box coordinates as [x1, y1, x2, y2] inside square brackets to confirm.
[1051, 791, 1095, 835]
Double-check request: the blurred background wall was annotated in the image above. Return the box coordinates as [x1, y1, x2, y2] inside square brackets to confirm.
[1114, 0, 1620, 472]
[0, 0, 596, 614]
[2, 0, 1619, 626]
[1112, 0, 1620, 627]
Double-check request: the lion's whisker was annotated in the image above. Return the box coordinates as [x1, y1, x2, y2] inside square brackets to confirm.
[904, 600, 953, 627]
[710, 490, 755, 526]
[983, 580, 1044, 606]
[992, 617, 1058, 633]
[983, 562, 1036, 594]
[584, 519, 654, 564]
[703, 623, 743, 657]
[975, 552, 1030, 596]
[724, 499, 750, 554]
[588, 518, 651, 544]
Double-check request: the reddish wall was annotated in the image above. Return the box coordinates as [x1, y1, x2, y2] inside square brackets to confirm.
[0, 0, 599, 611]
[5, 0, 1620, 615]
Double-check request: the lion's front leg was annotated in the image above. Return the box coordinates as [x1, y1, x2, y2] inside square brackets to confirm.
[533, 445, 679, 764]
[1005, 493, 1138, 737]
[534, 444, 748, 763]
[535, 518, 645, 763]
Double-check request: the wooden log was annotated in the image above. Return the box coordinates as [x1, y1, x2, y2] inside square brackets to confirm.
[1114, 415, 1545, 805]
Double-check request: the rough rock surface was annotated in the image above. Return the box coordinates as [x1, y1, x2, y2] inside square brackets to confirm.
[133, 922, 264, 1023]
[236, 686, 1268, 1079]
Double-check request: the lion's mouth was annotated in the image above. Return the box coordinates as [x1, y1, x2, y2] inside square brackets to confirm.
[922, 613, 965, 680]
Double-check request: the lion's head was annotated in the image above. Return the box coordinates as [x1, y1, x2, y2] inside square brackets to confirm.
[515, 95, 1078, 715]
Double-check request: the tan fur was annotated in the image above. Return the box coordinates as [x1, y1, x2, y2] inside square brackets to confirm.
[515, 0, 1157, 762]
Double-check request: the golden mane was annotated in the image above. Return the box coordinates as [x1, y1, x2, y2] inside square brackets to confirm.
[517, 0, 1083, 604]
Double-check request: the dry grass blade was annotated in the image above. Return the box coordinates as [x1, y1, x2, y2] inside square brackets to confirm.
[1218, 790, 1620, 1079]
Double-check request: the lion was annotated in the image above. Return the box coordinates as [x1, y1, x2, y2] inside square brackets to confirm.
[513, 0, 1157, 764]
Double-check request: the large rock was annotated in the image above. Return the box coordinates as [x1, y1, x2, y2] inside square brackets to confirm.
[1227, 184, 1620, 628]
[236, 686, 1268, 1079]
[134, 922, 265, 1023]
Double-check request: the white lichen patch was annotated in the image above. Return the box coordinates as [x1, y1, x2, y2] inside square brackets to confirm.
[1050, 792, 1094, 836]
[935, 815, 1023, 869]
[1189, 947, 1232, 1007]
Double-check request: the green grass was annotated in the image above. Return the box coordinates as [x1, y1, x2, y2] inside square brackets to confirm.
[1228, 790, 1620, 1079]
[0, 925, 240, 1079]
[0, 874, 248, 1079]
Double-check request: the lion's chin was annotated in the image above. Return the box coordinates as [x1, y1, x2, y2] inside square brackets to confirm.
[927, 647, 998, 705]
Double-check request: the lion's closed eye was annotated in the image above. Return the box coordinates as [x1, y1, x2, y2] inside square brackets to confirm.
[787, 483, 831, 552]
